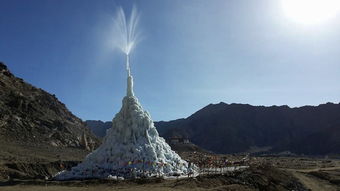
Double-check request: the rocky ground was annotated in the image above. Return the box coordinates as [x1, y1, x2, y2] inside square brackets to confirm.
[2, 149, 340, 191]
[0, 164, 306, 191]
[260, 156, 340, 191]
[0, 140, 88, 181]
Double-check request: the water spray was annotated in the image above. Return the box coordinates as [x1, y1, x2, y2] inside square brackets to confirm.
[113, 6, 139, 76]
[113, 6, 139, 97]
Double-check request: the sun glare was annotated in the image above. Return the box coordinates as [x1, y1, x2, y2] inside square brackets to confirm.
[282, 0, 340, 25]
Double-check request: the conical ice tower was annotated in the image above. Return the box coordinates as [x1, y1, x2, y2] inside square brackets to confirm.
[54, 54, 194, 180]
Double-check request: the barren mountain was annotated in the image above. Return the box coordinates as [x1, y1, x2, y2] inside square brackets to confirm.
[0, 62, 99, 154]
[157, 102, 340, 155]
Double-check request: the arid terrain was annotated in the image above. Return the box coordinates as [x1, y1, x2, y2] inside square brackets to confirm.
[1, 148, 340, 191]
[265, 156, 340, 191]
[0, 164, 305, 191]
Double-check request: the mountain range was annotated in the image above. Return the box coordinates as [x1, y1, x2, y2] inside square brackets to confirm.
[87, 102, 340, 155]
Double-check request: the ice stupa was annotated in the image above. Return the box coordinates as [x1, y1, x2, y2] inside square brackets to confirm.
[54, 54, 194, 180]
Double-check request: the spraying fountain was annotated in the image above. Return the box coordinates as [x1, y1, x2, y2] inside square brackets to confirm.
[54, 6, 196, 180]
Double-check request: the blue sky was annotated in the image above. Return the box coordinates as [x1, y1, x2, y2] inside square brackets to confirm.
[1, 0, 340, 121]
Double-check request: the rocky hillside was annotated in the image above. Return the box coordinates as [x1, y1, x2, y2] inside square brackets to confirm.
[85, 120, 112, 138]
[157, 102, 340, 155]
[0, 62, 99, 150]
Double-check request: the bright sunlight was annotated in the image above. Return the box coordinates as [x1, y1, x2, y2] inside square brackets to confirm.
[282, 0, 340, 25]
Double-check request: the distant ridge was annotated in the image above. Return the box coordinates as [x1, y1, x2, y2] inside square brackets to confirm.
[157, 102, 340, 155]
[87, 102, 340, 155]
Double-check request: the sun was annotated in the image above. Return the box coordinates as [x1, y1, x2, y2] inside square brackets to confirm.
[281, 0, 340, 25]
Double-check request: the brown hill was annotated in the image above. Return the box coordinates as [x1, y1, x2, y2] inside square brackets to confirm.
[0, 62, 99, 160]
[156, 102, 340, 155]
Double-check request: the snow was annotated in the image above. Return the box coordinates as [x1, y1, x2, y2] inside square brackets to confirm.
[54, 71, 196, 180]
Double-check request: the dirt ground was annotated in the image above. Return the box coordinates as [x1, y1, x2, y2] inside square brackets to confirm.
[1, 143, 340, 191]
[0, 185, 251, 191]
[270, 157, 340, 191]
[0, 164, 306, 191]
[288, 167, 340, 191]
[0, 179, 251, 191]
